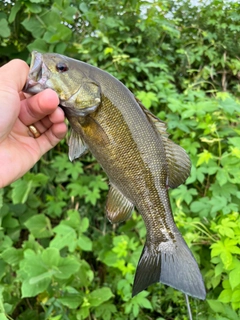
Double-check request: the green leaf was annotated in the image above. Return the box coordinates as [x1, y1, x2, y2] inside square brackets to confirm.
[139, 296, 152, 309]
[25, 214, 53, 238]
[218, 289, 232, 303]
[210, 196, 227, 215]
[224, 238, 240, 255]
[21, 17, 44, 38]
[0, 19, 10, 38]
[18, 248, 80, 297]
[207, 299, 226, 313]
[11, 174, 48, 204]
[197, 150, 213, 166]
[58, 287, 83, 309]
[1, 247, 23, 266]
[27, 173, 49, 187]
[41, 11, 60, 27]
[218, 96, 240, 114]
[19, 249, 51, 297]
[56, 257, 80, 280]
[76, 306, 90, 319]
[190, 198, 211, 217]
[101, 251, 118, 267]
[79, 217, 89, 233]
[210, 182, 238, 202]
[0, 233, 13, 252]
[27, 39, 48, 53]
[49, 25, 72, 43]
[63, 209, 81, 229]
[211, 274, 221, 289]
[55, 42, 67, 54]
[9, 1, 22, 23]
[229, 265, 240, 290]
[136, 91, 158, 109]
[228, 137, 240, 147]
[29, 0, 48, 3]
[50, 224, 77, 252]
[88, 288, 113, 307]
[133, 303, 139, 317]
[2, 214, 19, 229]
[25, 2, 42, 13]
[216, 168, 229, 186]
[11, 179, 32, 204]
[231, 290, 240, 303]
[94, 302, 117, 320]
[79, 2, 89, 13]
[45, 200, 66, 218]
[171, 185, 197, 205]
[41, 248, 60, 268]
[62, 6, 78, 21]
[78, 235, 92, 251]
[0, 313, 8, 320]
[78, 260, 94, 287]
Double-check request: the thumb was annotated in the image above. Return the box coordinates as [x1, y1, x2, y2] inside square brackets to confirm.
[0, 60, 29, 141]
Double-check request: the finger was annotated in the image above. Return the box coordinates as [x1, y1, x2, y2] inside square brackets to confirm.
[36, 122, 67, 155]
[40, 107, 66, 129]
[49, 106, 65, 124]
[19, 89, 60, 126]
[29, 107, 66, 134]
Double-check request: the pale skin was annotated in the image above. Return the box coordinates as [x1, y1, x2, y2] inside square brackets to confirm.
[0, 59, 67, 188]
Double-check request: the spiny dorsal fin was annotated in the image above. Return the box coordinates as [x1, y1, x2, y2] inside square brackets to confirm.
[106, 184, 134, 223]
[136, 98, 191, 188]
[68, 130, 88, 161]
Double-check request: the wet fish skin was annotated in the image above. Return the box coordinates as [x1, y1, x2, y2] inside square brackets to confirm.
[24, 51, 206, 300]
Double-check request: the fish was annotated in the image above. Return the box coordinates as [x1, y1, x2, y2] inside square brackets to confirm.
[24, 51, 206, 300]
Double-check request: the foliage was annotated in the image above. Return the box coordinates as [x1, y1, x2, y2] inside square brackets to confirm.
[1, 0, 240, 319]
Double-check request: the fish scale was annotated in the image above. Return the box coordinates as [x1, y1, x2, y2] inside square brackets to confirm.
[24, 51, 206, 301]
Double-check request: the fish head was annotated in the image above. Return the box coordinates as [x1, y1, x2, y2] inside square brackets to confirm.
[24, 51, 101, 116]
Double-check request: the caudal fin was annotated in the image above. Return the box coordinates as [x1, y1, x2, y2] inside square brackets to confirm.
[132, 234, 206, 299]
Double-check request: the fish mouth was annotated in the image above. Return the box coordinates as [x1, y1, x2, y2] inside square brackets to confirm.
[23, 51, 49, 94]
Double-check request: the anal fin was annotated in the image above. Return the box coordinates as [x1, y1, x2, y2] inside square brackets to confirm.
[164, 139, 191, 188]
[106, 184, 134, 223]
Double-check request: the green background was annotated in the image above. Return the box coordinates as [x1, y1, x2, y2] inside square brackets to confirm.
[0, 0, 240, 319]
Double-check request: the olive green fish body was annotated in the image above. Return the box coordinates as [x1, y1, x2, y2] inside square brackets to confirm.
[24, 52, 206, 300]
[66, 74, 176, 242]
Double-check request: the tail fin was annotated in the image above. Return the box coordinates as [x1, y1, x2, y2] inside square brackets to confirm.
[132, 234, 206, 299]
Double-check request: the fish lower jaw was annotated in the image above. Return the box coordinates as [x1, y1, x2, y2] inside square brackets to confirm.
[23, 77, 47, 94]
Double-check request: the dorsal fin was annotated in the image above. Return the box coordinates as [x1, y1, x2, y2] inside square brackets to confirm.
[136, 98, 191, 188]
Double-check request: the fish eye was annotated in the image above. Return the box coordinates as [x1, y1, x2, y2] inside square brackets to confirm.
[56, 62, 68, 73]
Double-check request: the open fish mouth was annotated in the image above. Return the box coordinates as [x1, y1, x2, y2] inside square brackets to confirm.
[23, 51, 49, 94]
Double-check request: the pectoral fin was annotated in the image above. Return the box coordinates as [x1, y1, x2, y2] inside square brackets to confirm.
[106, 184, 134, 223]
[68, 130, 88, 161]
[136, 98, 191, 188]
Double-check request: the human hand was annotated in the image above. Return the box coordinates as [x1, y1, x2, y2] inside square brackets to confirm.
[0, 59, 67, 188]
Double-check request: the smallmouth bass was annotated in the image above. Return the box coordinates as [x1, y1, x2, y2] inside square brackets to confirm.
[24, 51, 206, 300]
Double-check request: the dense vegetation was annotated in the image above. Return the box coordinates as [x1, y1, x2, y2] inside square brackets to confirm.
[0, 0, 240, 319]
